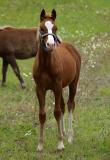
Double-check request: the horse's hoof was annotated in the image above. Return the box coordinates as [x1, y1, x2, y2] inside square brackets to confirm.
[57, 141, 65, 151]
[21, 83, 26, 89]
[68, 135, 73, 144]
[37, 143, 43, 152]
[67, 131, 74, 144]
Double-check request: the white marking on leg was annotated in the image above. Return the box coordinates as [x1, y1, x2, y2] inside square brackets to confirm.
[68, 110, 74, 143]
[61, 114, 66, 136]
[37, 142, 43, 152]
[57, 114, 65, 150]
[57, 140, 65, 150]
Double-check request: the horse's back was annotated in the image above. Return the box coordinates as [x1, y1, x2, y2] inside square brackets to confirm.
[0, 26, 37, 40]
[0, 26, 37, 32]
[55, 42, 81, 87]
[0, 26, 37, 59]
[56, 42, 81, 70]
[59, 42, 81, 62]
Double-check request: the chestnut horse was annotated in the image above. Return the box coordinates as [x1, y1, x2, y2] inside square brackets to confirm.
[0, 26, 38, 88]
[33, 9, 81, 151]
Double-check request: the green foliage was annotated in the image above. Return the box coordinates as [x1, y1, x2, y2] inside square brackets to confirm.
[0, 0, 110, 40]
[0, 0, 110, 159]
[98, 87, 110, 96]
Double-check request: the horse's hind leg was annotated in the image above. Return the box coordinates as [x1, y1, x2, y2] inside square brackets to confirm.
[6, 55, 25, 88]
[60, 94, 66, 137]
[67, 81, 77, 143]
[1, 58, 8, 86]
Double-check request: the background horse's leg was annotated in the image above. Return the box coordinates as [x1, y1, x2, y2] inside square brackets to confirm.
[67, 81, 77, 143]
[6, 55, 25, 88]
[1, 58, 8, 86]
[54, 87, 65, 150]
[36, 86, 46, 152]
[60, 94, 66, 137]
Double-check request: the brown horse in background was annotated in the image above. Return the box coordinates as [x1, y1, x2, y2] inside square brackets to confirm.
[33, 9, 81, 151]
[0, 26, 38, 88]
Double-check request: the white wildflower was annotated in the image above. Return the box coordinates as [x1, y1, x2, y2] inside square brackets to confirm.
[85, 5, 88, 9]
[23, 72, 28, 77]
[91, 65, 95, 68]
[25, 130, 32, 136]
[96, 10, 100, 14]
[92, 44, 96, 50]
[29, 72, 32, 76]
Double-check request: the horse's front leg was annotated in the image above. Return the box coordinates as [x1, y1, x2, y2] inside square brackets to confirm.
[54, 84, 65, 150]
[36, 86, 46, 152]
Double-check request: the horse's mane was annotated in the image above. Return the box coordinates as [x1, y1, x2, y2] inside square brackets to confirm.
[0, 26, 16, 31]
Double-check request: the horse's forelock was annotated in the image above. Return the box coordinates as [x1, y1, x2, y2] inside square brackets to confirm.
[41, 14, 54, 22]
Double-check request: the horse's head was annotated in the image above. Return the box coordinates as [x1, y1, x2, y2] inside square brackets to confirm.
[38, 9, 59, 52]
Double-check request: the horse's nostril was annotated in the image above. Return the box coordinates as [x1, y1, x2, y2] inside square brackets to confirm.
[46, 43, 55, 48]
[47, 43, 49, 46]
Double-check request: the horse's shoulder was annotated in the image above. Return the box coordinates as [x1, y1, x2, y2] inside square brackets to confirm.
[59, 42, 81, 61]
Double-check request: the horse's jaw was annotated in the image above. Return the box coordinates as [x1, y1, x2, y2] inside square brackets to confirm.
[44, 47, 53, 53]
[39, 41, 51, 53]
[43, 45, 54, 54]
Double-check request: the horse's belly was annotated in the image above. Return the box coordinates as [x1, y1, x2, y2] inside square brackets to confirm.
[62, 75, 75, 88]
[15, 52, 32, 59]
[62, 61, 76, 88]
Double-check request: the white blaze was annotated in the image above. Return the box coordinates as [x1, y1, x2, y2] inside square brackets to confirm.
[45, 21, 55, 46]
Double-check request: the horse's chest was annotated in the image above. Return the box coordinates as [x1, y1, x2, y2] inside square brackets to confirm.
[37, 72, 54, 89]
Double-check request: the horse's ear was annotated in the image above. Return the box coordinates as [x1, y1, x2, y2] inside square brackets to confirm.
[51, 9, 56, 20]
[40, 9, 45, 21]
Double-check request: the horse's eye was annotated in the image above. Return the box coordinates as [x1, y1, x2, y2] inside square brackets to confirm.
[55, 27, 57, 31]
[40, 28, 44, 32]
[41, 29, 43, 31]
[53, 26, 57, 32]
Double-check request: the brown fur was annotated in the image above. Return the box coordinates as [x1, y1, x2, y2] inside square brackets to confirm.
[33, 9, 81, 151]
[0, 26, 38, 88]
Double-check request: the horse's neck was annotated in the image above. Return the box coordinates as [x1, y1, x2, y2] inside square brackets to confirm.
[38, 45, 53, 71]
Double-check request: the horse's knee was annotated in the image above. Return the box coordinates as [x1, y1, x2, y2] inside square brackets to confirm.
[67, 101, 75, 112]
[61, 100, 65, 114]
[54, 108, 61, 121]
[61, 103, 65, 114]
[39, 112, 46, 124]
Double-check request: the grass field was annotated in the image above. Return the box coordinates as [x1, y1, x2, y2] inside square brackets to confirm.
[0, 0, 110, 160]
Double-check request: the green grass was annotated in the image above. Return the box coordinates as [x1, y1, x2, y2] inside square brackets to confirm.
[0, 0, 110, 159]
[0, 0, 110, 40]
[0, 103, 110, 160]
